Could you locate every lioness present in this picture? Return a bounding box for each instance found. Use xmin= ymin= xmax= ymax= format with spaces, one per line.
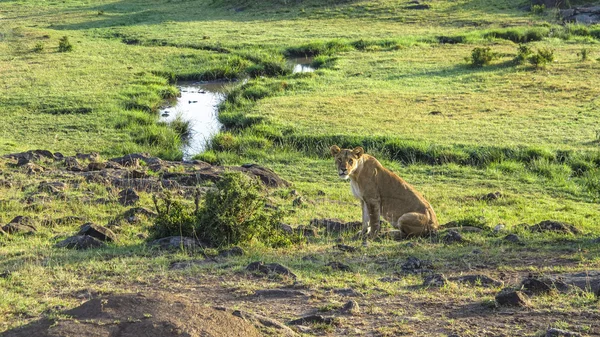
xmin=330 ymin=145 xmax=438 ymax=240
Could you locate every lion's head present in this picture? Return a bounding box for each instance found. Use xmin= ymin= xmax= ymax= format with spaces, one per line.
xmin=330 ymin=145 xmax=364 ymax=180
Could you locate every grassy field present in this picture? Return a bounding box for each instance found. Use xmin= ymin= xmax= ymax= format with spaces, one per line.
xmin=1 ymin=0 xmax=600 ymax=336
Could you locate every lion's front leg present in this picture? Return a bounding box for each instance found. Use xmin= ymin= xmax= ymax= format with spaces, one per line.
xmin=366 ymin=201 xmax=381 ymax=239
xmin=360 ymin=200 xmax=370 ymax=236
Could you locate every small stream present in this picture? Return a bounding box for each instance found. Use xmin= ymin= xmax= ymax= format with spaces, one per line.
xmin=160 ymin=57 xmax=314 ymax=159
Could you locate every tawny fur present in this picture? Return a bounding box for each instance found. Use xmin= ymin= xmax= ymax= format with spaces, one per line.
xmin=330 ymin=145 xmax=438 ymax=240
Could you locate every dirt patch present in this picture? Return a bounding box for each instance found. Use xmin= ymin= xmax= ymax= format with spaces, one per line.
xmin=2 ymin=293 xmax=261 ymax=337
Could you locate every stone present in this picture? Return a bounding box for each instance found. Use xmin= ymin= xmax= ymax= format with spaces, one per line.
xmin=295 ymin=225 xmax=319 ymax=237
xmin=87 ymin=162 xmax=106 ymax=171
xmin=327 ymin=261 xmax=352 ymax=272
xmin=450 ymin=275 xmax=502 ymax=287
xmin=55 ymin=235 xmax=106 ymax=250
xmin=292 ymin=196 xmax=304 ymax=206
xmin=423 ymin=274 xmax=447 ymax=287
xmin=495 ymin=288 xmax=530 ymax=307
xmin=341 ymin=300 xmax=360 ymax=315
xmin=64 ymin=157 xmax=83 ymax=171
xmin=529 ymin=220 xmax=580 ymax=235
xmin=556 ymin=271 xmax=600 ymax=296
xmin=24 ymin=163 xmax=44 ymax=174
xmin=443 ymin=229 xmax=464 ymax=244
xmin=218 ymin=246 xmax=245 ymax=257
xmin=245 ymin=261 xmax=297 ymax=279
xmin=335 ymin=244 xmax=358 ymax=253
xmin=480 ymin=191 xmax=502 ymax=201
xmin=38 ymin=181 xmax=67 ymax=194
xmin=288 ymin=315 xmax=335 ymax=326
xmin=118 ymin=188 xmax=139 ymax=206
xmin=545 ymin=328 xmax=582 ymax=337
xmin=240 ymin=163 xmax=290 ymax=188
xmin=280 ymin=223 xmax=293 ymax=235
xmin=149 ymin=236 xmax=206 ymax=251
xmin=0 ymin=180 xmax=14 ymax=188
xmin=493 ymin=224 xmax=505 ymax=233
xmin=504 ymin=233 xmax=521 ymax=242
xmin=77 ymin=223 xmax=117 ymax=242
xmin=76 ymin=152 xmax=101 ymax=162
xmin=401 ymin=256 xmax=433 ymax=274
xmin=253 ymin=289 xmax=309 ymax=298
xmin=2 ymin=216 xmax=36 ymax=234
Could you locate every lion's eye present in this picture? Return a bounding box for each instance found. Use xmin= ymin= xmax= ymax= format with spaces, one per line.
xmin=348 ymin=159 xmax=353 ymax=164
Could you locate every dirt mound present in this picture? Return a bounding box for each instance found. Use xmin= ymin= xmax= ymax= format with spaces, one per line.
xmin=2 ymin=293 xmax=261 ymax=337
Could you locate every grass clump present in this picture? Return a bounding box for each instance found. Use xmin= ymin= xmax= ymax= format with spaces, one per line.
xmin=32 ymin=42 xmax=44 ymax=53
xmin=57 ymin=36 xmax=73 ymax=52
xmin=466 ymin=47 xmax=496 ymax=67
xmin=484 ymin=28 xmax=548 ymax=43
xmin=577 ymin=48 xmax=589 ymax=62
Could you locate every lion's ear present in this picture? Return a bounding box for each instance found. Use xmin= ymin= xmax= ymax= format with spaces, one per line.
xmin=330 ymin=145 xmax=341 ymax=156
xmin=352 ymin=146 xmax=364 ymax=158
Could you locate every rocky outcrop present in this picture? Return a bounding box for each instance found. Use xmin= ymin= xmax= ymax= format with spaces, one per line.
xmin=561 ymin=6 xmax=600 ymax=24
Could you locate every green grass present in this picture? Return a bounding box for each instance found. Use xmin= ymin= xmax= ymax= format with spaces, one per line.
xmin=2 ymin=0 xmax=600 ymax=335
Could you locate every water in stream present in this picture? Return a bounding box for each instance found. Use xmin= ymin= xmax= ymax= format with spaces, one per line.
xmin=160 ymin=58 xmax=315 ymax=159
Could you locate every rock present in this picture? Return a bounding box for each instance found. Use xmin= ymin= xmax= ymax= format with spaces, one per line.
xmin=38 ymin=181 xmax=67 ymax=194
xmin=327 ymin=261 xmax=352 ymax=272
xmin=240 ymin=164 xmax=290 ymax=188
xmin=253 ymin=289 xmax=309 ymax=298
xmin=2 ymin=293 xmax=262 ymax=337
xmin=504 ymin=233 xmax=521 ymax=243
xmin=129 ymin=169 xmax=147 ymax=179
xmin=2 ymin=223 xmax=37 ymax=234
xmin=292 ymin=196 xmax=304 ymax=206
xmin=423 ymin=274 xmax=447 ymax=287
xmin=429 ymin=111 xmax=442 ymax=115
xmin=218 ymin=246 xmax=245 ymax=257
xmin=480 ymin=191 xmax=502 ymax=201
xmin=24 ymin=163 xmax=44 ymax=174
xmin=341 ymin=300 xmax=360 ymax=315
xmin=310 ymin=218 xmax=362 ymax=234
xmin=118 ymin=188 xmax=139 ymax=206
xmin=2 ymin=216 xmax=36 ymax=234
xmin=443 ymin=229 xmax=464 ymax=244
xmin=55 ymin=235 xmax=106 ymax=250
xmin=77 ymin=223 xmax=117 ymax=242
xmin=0 ymin=270 xmax=11 ymax=278
xmin=493 ymin=224 xmax=505 ymax=233
xmin=529 ymin=220 xmax=580 ymax=235
xmin=450 ymin=275 xmax=502 ymax=287
xmin=495 ymin=288 xmax=530 ymax=307
xmin=0 ymin=180 xmax=14 ymax=188
xmin=295 ymin=225 xmax=319 ymax=237
xmin=148 ymin=236 xmax=207 ymax=251
xmin=280 ymin=223 xmax=293 ymax=235
xmin=245 ymin=261 xmax=297 ymax=279
xmin=335 ymin=244 xmax=358 ymax=253
xmin=545 ymin=328 xmax=582 ymax=337
xmin=109 ymin=153 xmax=147 ymax=167
xmin=332 ymin=288 xmax=363 ymax=297
xmin=556 ymin=271 xmax=600 ymax=296
xmin=64 ymin=157 xmax=83 ymax=171
xmin=288 ymin=315 xmax=336 ymax=326
xmin=401 ymin=256 xmax=433 ymax=274
xmin=87 ymin=162 xmax=106 ymax=171
xmin=76 ymin=152 xmax=101 ymax=162
xmin=15 ymin=157 xmax=30 ymax=167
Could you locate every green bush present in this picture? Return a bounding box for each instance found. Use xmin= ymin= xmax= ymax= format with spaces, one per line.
xmin=467 ymin=47 xmax=496 ymax=67
xmin=32 ymin=42 xmax=44 ymax=53
xmin=196 ymin=171 xmax=291 ymax=247
xmin=58 ymin=36 xmax=73 ymax=52
xmin=149 ymin=193 xmax=198 ymax=240
xmin=514 ymin=44 xmax=533 ymax=64
xmin=577 ymin=48 xmax=589 ymax=61
xmin=529 ymin=48 xmax=554 ymax=68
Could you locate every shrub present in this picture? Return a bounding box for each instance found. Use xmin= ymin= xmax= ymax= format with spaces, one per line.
xmin=514 ymin=44 xmax=533 ymax=64
xmin=32 ymin=42 xmax=44 ymax=53
xmin=577 ymin=48 xmax=589 ymax=61
xmin=149 ymin=193 xmax=198 ymax=240
xmin=467 ymin=47 xmax=496 ymax=67
xmin=196 ymin=171 xmax=291 ymax=247
xmin=531 ymin=4 xmax=545 ymax=15
xmin=58 ymin=36 xmax=73 ymax=52
xmin=529 ymin=48 xmax=554 ymax=68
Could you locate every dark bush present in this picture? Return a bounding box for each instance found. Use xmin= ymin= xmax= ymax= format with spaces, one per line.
xmin=58 ymin=36 xmax=73 ymax=52
xmin=529 ymin=48 xmax=554 ymax=68
xmin=467 ymin=47 xmax=496 ymax=67
xmin=149 ymin=193 xmax=198 ymax=240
